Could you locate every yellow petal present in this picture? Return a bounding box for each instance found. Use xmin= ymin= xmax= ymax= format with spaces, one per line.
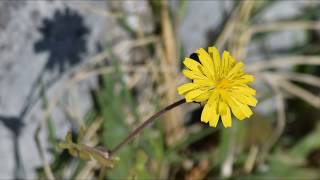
xmin=183 ymin=58 xmax=203 ymax=73
xmin=185 ymin=89 xmax=205 ymax=102
xmin=193 ymin=91 xmax=211 ymax=102
xmin=224 ymin=95 xmax=246 ymax=120
xmin=233 ymin=94 xmax=257 ymax=107
xmin=183 ymin=69 xmax=206 ymax=80
xmin=208 ymin=47 xmax=220 ymax=67
xmin=237 ymin=75 xmax=254 ymax=84
xmin=227 ymin=62 xmax=243 ymax=79
xmin=220 ymin=102 xmax=232 ymax=127
xmin=209 ymin=110 xmax=219 ymax=127
xmin=221 ymin=91 xmax=246 ymax=120
xmin=231 ymin=106 xmax=246 ymax=120
xmin=201 ymin=104 xmax=211 ymax=123
xmin=240 ymin=104 xmax=253 ymax=118
xmin=208 ymin=47 xmax=221 ymax=79
xmin=231 ymin=97 xmax=253 ymax=118
xmin=207 ymin=91 xmax=219 ymax=106
xmin=221 ymin=51 xmax=235 ymax=76
xmin=209 ymin=115 xmax=220 ymax=127
xmin=201 ymin=104 xmax=219 ymax=127
xmin=233 ymin=85 xmax=256 ymax=96
xmin=196 ymin=48 xmax=215 ymax=78
xmin=193 ymin=79 xmax=215 ymax=87
xmin=218 ymin=100 xmax=227 ymax=115
xmin=177 ymin=83 xmax=200 ymax=95
xmin=203 ymin=92 xmax=220 ymax=125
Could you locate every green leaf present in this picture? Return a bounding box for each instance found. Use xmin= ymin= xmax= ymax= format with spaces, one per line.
xmin=133 ymin=150 xmax=151 ymax=179
xmin=90 ymin=151 xmax=115 ymax=168
xmin=289 ymin=123 xmax=320 ymax=159
xmin=58 ymin=142 xmax=70 ymax=149
xmin=77 ymin=126 xmax=85 ymax=144
xmin=66 ymin=131 xmax=73 ymax=144
xmin=68 ymin=148 xmax=78 ymax=157
xmin=79 ymin=151 xmax=91 ymax=160
xmin=59 ymin=129 xmax=116 ymax=168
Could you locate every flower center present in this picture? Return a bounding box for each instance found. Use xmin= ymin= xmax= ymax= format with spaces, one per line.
xmin=216 ymin=79 xmax=230 ymax=90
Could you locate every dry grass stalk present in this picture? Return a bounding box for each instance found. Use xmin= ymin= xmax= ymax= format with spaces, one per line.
xmin=34 ymin=120 xmax=55 ymax=180
xmin=280 ymin=80 xmax=320 ymax=108
xmin=244 ymin=145 xmax=259 ymax=173
xmin=215 ymin=3 xmax=241 ymax=49
xmin=250 ymin=20 xmax=320 ymax=34
xmin=246 ymin=56 xmax=320 ymax=72
xmin=258 ymin=73 xmax=286 ymax=165
xmin=75 ymin=120 xmax=103 ymax=179
xmin=276 ymin=72 xmax=320 ymax=88
xmin=160 ymin=0 xmax=185 ymax=146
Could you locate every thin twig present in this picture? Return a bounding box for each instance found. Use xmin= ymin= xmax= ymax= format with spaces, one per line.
xmin=160 ymin=0 xmax=185 ymax=146
xmin=244 ymin=145 xmax=259 ymax=173
xmin=280 ymin=80 xmax=320 ymax=108
xmin=246 ymin=56 xmax=320 ymax=72
xmin=277 ymin=72 xmax=320 ymax=88
xmin=215 ymin=2 xmax=241 ymax=49
xmin=110 ymin=98 xmax=186 ymax=156
xmin=259 ymin=73 xmax=286 ymax=165
xmin=250 ymin=20 xmax=320 ymax=34
xmin=34 ymin=125 xmax=55 ymax=180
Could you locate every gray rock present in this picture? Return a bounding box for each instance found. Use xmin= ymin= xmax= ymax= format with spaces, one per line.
xmin=0 ymin=1 xmax=110 ymax=178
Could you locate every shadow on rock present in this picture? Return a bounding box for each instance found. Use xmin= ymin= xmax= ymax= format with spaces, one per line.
xmin=34 ymin=7 xmax=90 ymax=72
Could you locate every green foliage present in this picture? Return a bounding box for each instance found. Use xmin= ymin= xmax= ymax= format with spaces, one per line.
xmin=58 ymin=128 xmax=116 ymax=168
xmin=94 ymin=67 xmax=133 ymax=178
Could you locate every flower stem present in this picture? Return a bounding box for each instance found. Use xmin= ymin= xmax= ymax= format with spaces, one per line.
xmin=110 ymin=98 xmax=186 ymax=156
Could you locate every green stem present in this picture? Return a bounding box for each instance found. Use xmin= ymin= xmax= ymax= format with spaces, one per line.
xmin=110 ymin=98 xmax=186 ymax=156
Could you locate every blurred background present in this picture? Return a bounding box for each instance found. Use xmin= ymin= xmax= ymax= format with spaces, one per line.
xmin=1 ymin=0 xmax=320 ymax=179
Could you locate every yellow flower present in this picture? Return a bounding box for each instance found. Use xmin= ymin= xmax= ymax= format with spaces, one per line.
xmin=177 ymin=47 xmax=257 ymax=128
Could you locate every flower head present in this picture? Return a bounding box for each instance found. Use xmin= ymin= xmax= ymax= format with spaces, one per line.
xmin=177 ymin=47 xmax=257 ymax=128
